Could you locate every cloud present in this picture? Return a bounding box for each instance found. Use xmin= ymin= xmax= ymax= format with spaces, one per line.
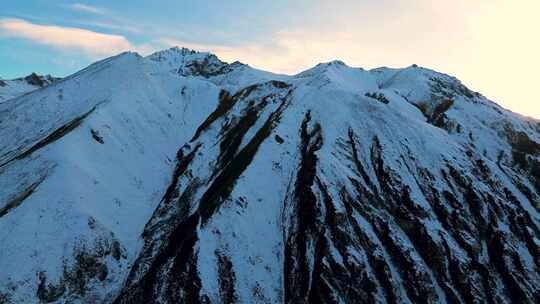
xmin=0 ymin=18 xmax=133 ymax=57
xmin=78 ymin=20 xmax=143 ymax=34
xmin=69 ymin=3 xmax=108 ymax=15
xmin=66 ymin=3 xmax=144 ymax=34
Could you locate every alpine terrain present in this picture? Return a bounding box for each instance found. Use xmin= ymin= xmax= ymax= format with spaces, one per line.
xmin=0 ymin=47 xmax=539 ymax=304
xmin=0 ymin=73 xmax=59 ymax=103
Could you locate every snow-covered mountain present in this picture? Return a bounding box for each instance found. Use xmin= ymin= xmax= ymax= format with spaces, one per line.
xmin=0 ymin=73 xmax=59 ymax=102
xmin=0 ymin=47 xmax=539 ymax=304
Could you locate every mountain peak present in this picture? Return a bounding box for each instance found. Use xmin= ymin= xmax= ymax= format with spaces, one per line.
xmin=147 ymin=46 xmax=212 ymax=62
xmin=146 ymin=46 xmax=225 ymax=75
xmin=320 ymin=59 xmax=348 ymax=66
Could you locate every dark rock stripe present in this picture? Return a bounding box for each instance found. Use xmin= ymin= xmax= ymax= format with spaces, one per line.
xmin=198 ymin=91 xmax=291 ymax=224
xmin=284 ymin=110 xmax=324 ymax=303
xmin=0 ymin=106 xmax=97 ymax=169
xmin=0 ymin=175 xmax=46 ymax=218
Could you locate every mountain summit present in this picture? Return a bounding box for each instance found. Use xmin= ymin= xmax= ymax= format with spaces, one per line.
xmin=0 ymin=47 xmax=539 ymax=303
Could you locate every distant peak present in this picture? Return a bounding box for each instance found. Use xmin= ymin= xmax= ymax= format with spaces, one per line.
xmin=147 ymin=46 xmax=212 ymax=61
xmin=322 ymin=60 xmax=347 ymax=66
xmin=296 ymin=59 xmax=358 ymax=79
xmin=12 ymin=72 xmax=60 ymax=87
xmin=311 ymin=60 xmax=350 ymax=69
xmin=164 ymin=46 xmax=200 ymax=55
xmin=230 ymin=60 xmax=247 ymax=67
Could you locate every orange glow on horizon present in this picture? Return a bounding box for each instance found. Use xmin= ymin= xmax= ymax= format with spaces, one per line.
xmin=190 ymin=0 xmax=540 ymax=119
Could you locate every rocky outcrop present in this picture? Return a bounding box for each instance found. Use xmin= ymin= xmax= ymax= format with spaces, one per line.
xmin=0 ymin=73 xmax=60 ymax=102
xmin=22 ymin=73 xmax=58 ymax=88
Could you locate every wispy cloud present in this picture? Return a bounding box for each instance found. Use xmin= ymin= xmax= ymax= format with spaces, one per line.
xmin=78 ymin=20 xmax=143 ymax=34
xmin=64 ymin=3 xmax=144 ymax=35
xmin=69 ymin=3 xmax=108 ymax=15
xmin=0 ymin=18 xmax=132 ymax=57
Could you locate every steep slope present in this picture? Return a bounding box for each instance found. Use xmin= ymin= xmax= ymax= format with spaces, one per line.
xmin=1 ymin=48 xmax=539 ymax=303
xmin=0 ymin=50 xmax=222 ymax=303
xmin=0 ymin=73 xmax=59 ymax=103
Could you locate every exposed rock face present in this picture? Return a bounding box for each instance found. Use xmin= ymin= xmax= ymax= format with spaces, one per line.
xmin=22 ymin=73 xmax=58 ymax=88
xmin=0 ymin=73 xmax=59 ymax=102
xmin=0 ymin=48 xmax=539 ymax=303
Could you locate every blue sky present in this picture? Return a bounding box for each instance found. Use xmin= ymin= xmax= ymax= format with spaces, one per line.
xmin=1 ymin=1 xmax=539 ymax=118
xmin=1 ymin=0 xmax=332 ymax=78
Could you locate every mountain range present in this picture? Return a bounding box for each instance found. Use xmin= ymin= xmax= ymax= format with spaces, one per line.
xmin=0 ymin=47 xmax=539 ymax=303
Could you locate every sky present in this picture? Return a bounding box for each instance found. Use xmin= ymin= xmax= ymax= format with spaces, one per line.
xmin=0 ymin=1 xmax=538 ymax=119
